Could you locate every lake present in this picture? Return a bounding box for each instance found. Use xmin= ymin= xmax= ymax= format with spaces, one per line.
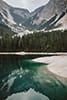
xmin=0 ymin=54 xmax=67 ymax=100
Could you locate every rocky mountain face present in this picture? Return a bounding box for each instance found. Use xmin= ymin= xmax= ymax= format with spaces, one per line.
xmin=0 ymin=0 xmax=30 ymax=34
xmin=0 ymin=0 xmax=67 ymax=34
xmin=28 ymin=0 xmax=67 ymax=30
xmin=0 ymin=0 xmax=30 ymax=24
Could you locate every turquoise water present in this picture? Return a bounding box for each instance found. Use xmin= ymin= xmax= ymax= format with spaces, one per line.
xmin=0 ymin=55 xmax=67 ymax=100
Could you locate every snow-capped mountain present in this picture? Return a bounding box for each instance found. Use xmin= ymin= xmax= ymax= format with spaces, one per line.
xmin=0 ymin=0 xmax=67 ymax=35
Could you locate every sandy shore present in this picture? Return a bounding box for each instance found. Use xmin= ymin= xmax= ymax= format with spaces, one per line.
xmin=33 ymin=56 xmax=67 ymax=78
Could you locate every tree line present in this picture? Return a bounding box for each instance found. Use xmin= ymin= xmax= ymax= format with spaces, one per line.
xmin=0 ymin=30 xmax=67 ymax=52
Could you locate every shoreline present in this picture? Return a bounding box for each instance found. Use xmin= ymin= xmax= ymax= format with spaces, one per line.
xmin=0 ymin=52 xmax=67 ymax=56
xmin=0 ymin=52 xmax=67 ymax=78
xmin=32 ymin=56 xmax=67 ymax=78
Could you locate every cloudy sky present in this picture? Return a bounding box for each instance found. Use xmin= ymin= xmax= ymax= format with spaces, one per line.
xmin=3 ymin=0 xmax=49 ymax=12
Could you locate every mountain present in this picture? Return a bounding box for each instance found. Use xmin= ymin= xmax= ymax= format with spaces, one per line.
xmin=28 ymin=0 xmax=67 ymax=30
xmin=0 ymin=0 xmax=67 ymax=35
xmin=0 ymin=0 xmax=30 ymax=24
xmin=0 ymin=0 xmax=31 ymax=36
xmin=0 ymin=0 xmax=16 ymax=36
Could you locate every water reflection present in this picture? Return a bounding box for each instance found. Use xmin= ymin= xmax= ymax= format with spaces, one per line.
xmin=0 ymin=55 xmax=67 ymax=100
xmin=6 ymin=88 xmax=50 ymax=100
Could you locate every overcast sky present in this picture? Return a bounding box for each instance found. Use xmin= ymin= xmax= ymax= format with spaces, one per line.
xmin=3 ymin=0 xmax=49 ymax=12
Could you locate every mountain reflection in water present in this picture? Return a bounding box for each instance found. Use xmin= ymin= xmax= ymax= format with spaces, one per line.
xmin=0 ymin=55 xmax=67 ymax=100
xmin=6 ymin=88 xmax=49 ymax=100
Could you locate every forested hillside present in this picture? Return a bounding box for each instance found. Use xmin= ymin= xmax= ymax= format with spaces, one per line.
xmin=0 ymin=30 xmax=67 ymax=52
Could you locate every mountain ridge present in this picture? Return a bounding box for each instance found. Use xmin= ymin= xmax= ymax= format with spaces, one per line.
xmin=0 ymin=0 xmax=67 ymax=35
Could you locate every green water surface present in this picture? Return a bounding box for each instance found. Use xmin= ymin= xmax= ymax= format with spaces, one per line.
xmin=0 ymin=55 xmax=67 ymax=100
